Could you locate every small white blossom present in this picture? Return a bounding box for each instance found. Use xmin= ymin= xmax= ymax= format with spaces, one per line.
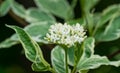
xmin=44 ymin=23 xmax=87 ymax=47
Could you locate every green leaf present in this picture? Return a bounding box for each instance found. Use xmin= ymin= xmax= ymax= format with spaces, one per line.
xmin=96 ymin=4 xmax=120 ymax=29
xmin=24 ymin=22 xmax=53 ymax=43
xmin=0 ymin=38 xmax=18 ymax=48
xmin=109 ymin=61 xmax=120 ymax=67
xmin=0 ymin=22 xmax=52 ymax=48
xmin=11 ymin=21 xmax=53 ymax=43
xmin=68 ymin=47 xmax=75 ymax=66
xmin=7 ymin=25 xmax=50 ymax=71
xmin=0 ymin=0 xmax=10 ymax=17
xmin=76 ymin=37 xmax=110 ymax=71
xmin=95 ymin=16 xmax=120 ymax=41
xmin=25 ymin=8 xmax=56 ymax=23
xmin=77 ymin=55 xmax=109 ymax=71
xmin=82 ymin=37 xmax=95 ymax=58
xmin=51 ymin=46 xmax=70 ymax=73
xmin=67 ymin=18 xmax=86 ymax=26
xmin=80 ymin=0 xmax=99 ymax=12
xmin=10 ymin=1 xmax=26 ymax=18
xmin=93 ymin=5 xmax=120 ymax=35
xmin=88 ymin=65 xmax=111 ymax=73
xmin=34 ymin=0 xmax=73 ymax=20
xmin=76 ymin=37 xmax=120 ymax=72
xmin=31 ymin=43 xmax=51 ymax=71
xmin=80 ymin=0 xmax=99 ymax=36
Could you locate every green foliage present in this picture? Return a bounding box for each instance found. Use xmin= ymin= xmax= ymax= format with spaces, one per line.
xmin=51 ymin=46 xmax=70 ymax=73
xmin=0 ymin=0 xmax=10 ymax=16
xmin=0 ymin=0 xmax=120 ymax=73
xmin=35 ymin=0 xmax=74 ymax=20
xmin=0 ymin=22 xmax=53 ymax=48
xmin=7 ymin=25 xmax=51 ymax=71
xmin=10 ymin=1 xmax=26 ymax=18
xmin=25 ymin=8 xmax=56 ymax=23
xmin=95 ymin=16 xmax=120 ymax=41
xmin=94 ymin=5 xmax=120 ymax=41
xmin=80 ymin=0 xmax=99 ymax=12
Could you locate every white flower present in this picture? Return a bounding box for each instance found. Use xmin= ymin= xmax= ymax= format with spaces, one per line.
xmin=44 ymin=23 xmax=87 ymax=47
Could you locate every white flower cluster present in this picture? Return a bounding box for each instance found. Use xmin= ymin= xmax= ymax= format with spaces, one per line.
xmin=45 ymin=23 xmax=87 ymax=47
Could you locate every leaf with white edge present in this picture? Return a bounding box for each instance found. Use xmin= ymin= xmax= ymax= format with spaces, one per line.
xmin=0 ymin=38 xmax=18 ymax=48
xmin=95 ymin=16 xmax=120 ymax=42
xmin=76 ymin=37 xmax=110 ymax=71
xmin=109 ymin=61 xmax=120 ymax=67
xmin=93 ymin=5 xmax=120 ymax=35
xmin=82 ymin=37 xmax=95 ymax=59
xmin=51 ymin=46 xmax=70 ymax=73
xmin=0 ymin=0 xmax=10 ymax=17
xmin=7 ymin=25 xmax=51 ymax=71
xmin=34 ymin=0 xmax=73 ymax=20
xmin=24 ymin=22 xmax=53 ymax=43
xmin=0 ymin=22 xmax=53 ymax=48
xmin=95 ymin=4 xmax=120 ymax=29
xmin=11 ymin=1 xmax=26 ymax=18
xmin=77 ymin=55 xmax=109 ymax=71
xmin=31 ymin=43 xmax=51 ymax=71
xmin=76 ymin=37 xmax=120 ymax=72
xmin=25 ymin=8 xmax=56 ymax=23
xmin=11 ymin=21 xmax=53 ymax=43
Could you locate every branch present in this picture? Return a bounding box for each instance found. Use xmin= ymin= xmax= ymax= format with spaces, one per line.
xmin=107 ymin=49 xmax=120 ymax=59
xmin=9 ymin=10 xmax=28 ymax=27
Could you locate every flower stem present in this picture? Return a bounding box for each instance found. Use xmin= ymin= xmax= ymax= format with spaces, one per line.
xmin=65 ymin=48 xmax=68 ymax=73
xmin=49 ymin=68 xmax=56 ymax=73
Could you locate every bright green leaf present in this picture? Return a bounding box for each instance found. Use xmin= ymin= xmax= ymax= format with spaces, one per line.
xmin=25 ymin=8 xmax=56 ymax=23
xmin=0 ymin=0 xmax=10 ymax=17
xmin=34 ymin=0 xmax=73 ymax=20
